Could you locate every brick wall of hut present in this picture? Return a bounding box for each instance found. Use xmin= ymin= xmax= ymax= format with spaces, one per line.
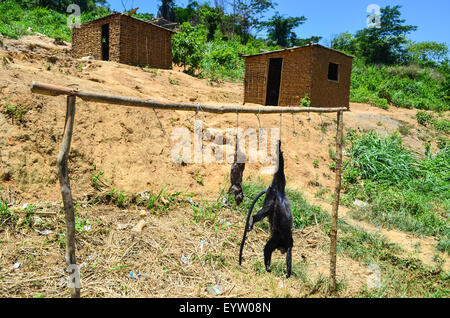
xmin=310 ymin=46 xmax=353 ymax=108
xmin=118 ymin=15 xmax=173 ymax=69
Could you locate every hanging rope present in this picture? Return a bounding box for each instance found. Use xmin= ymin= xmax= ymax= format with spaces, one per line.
xmin=197 ymin=102 xmax=207 ymax=123
xmin=150 ymin=100 xmax=166 ymax=136
xmin=255 ymin=106 xmax=262 ymax=131
xmin=185 ymin=102 xmax=204 ymax=125
xmin=319 ymin=113 xmax=325 ymax=144
xmin=279 ymin=113 xmax=283 ymax=141
xmin=152 ymin=109 xmax=166 ymax=136
xmin=291 ymin=110 xmax=298 ymax=137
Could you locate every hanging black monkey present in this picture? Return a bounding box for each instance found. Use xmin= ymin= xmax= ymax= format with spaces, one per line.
xmin=239 ymin=140 xmax=294 ymax=278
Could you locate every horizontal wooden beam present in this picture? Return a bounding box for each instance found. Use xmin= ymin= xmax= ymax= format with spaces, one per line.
xmin=30 ymin=81 xmax=350 ymax=114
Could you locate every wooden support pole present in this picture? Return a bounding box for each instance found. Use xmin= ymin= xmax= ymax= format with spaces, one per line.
xmin=30 ymin=82 xmax=349 ymax=115
xmin=57 ymin=96 xmax=80 ymax=298
xmin=330 ymin=110 xmax=344 ymax=293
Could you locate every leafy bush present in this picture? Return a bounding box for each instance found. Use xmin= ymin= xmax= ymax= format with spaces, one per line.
xmin=0 ymin=200 xmax=10 ymax=220
xmin=172 ymin=24 xmax=279 ymax=81
xmin=172 ymin=22 xmax=207 ymax=74
xmin=198 ymin=31 xmax=279 ymax=81
xmin=416 ymin=111 xmax=434 ymax=126
xmin=415 ymin=111 xmax=450 ymax=133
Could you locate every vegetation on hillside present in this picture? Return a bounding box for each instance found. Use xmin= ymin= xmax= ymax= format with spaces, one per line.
xmin=341 ymin=130 xmax=449 ymax=253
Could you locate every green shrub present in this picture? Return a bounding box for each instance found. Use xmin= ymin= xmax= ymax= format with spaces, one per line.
xmin=416 ymin=111 xmax=433 ymax=126
xmin=433 ymin=119 xmax=450 ymax=134
xmin=172 ymin=22 xmax=207 ymax=73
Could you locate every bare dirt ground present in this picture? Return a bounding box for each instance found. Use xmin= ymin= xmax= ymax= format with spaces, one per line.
xmin=0 ymin=36 xmax=448 ymax=297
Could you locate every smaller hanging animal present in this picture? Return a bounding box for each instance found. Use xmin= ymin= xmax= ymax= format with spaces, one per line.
xmin=228 ymin=146 xmax=245 ymax=206
xmin=239 ymin=140 xmax=293 ymax=278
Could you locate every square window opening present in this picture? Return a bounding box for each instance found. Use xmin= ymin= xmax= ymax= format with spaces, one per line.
xmin=328 ymin=62 xmax=339 ymax=81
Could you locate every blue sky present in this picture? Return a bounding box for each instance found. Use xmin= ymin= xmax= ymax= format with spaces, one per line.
xmin=106 ymin=0 xmax=450 ymax=46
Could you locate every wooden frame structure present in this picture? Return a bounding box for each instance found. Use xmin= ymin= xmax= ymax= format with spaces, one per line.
xmin=30 ymin=81 xmax=347 ymax=297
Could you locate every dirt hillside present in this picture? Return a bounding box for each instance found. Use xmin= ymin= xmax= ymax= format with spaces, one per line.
xmin=0 ymin=36 xmax=448 ymax=297
xmin=0 ymin=36 xmax=432 ymax=203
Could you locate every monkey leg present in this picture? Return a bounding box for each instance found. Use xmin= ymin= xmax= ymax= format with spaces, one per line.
xmin=264 ymin=238 xmax=277 ymax=273
xmin=286 ymin=247 xmax=292 ymax=278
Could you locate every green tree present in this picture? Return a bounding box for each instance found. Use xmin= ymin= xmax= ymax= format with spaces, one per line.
xmin=260 ymin=12 xmax=306 ymax=47
xmin=293 ymin=36 xmax=322 ymax=47
xmin=407 ymin=41 xmax=449 ymax=66
xmin=354 ymin=5 xmax=417 ymax=64
xmin=158 ymin=0 xmax=176 ymax=22
xmin=331 ymin=32 xmax=357 ymax=54
xmin=198 ymin=4 xmax=224 ymax=41
xmin=172 ymin=22 xmax=207 ymax=73
xmin=233 ymin=0 xmax=275 ymax=43
xmin=174 ymin=0 xmax=199 ymax=24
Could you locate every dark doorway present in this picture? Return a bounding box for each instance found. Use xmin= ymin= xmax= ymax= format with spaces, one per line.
xmin=266 ymin=58 xmax=283 ymax=106
xmin=101 ymin=24 xmax=110 ymax=61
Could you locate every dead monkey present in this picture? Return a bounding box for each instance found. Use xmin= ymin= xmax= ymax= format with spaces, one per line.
xmin=228 ymin=140 xmax=246 ymax=206
xmin=239 ymin=140 xmax=294 ymax=278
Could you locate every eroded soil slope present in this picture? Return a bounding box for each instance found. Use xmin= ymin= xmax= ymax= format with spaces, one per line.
xmin=0 ymin=36 xmax=448 ymax=285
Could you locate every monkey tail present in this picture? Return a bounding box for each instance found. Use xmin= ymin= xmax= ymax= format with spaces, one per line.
xmin=239 ymin=189 xmax=267 ymax=265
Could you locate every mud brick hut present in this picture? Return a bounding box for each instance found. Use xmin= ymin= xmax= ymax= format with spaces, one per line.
xmin=242 ymin=43 xmax=353 ymax=108
xmin=72 ymin=13 xmax=174 ymax=69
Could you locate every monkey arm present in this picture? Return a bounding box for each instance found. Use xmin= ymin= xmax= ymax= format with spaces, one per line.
xmin=248 ymin=205 xmax=271 ymax=231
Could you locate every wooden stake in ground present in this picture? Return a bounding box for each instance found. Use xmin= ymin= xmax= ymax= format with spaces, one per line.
xmin=330 ymin=110 xmax=344 ymax=293
xmin=57 ymin=95 xmax=80 ymax=298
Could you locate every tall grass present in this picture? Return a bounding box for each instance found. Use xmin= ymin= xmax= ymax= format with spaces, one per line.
xmin=343 ymin=131 xmax=449 ymax=251
xmin=345 ymin=131 xmax=418 ymax=184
